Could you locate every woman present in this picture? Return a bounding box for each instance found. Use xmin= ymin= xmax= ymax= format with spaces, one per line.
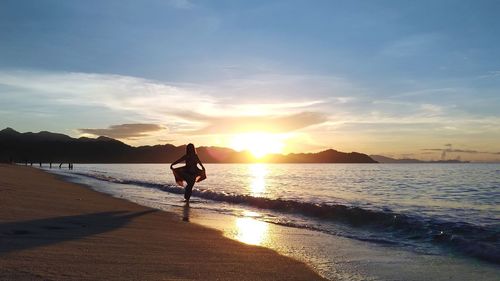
xmin=170 ymin=143 xmax=206 ymax=202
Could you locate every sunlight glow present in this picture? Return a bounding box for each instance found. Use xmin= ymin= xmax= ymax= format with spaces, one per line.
xmin=235 ymin=217 xmax=269 ymax=245
xmin=230 ymin=132 xmax=285 ymax=158
xmin=249 ymin=163 xmax=267 ymax=196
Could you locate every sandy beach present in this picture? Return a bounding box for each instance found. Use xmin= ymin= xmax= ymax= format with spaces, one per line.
xmin=0 ymin=164 xmax=325 ymax=281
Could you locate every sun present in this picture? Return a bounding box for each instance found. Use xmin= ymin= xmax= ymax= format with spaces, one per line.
xmin=230 ymin=132 xmax=285 ymax=159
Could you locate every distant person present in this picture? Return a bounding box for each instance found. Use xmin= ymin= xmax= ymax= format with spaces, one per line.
xmin=170 ymin=143 xmax=206 ymax=202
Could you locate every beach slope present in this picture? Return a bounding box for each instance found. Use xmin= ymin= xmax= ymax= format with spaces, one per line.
xmin=0 ymin=164 xmax=325 ymax=281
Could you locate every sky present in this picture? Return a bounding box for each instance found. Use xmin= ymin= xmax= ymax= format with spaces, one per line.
xmin=1 ymin=0 xmax=500 ymax=161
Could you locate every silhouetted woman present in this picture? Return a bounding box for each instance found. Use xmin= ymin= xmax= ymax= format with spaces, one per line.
xmin=170 ymin=143 xmax=206 ymax=202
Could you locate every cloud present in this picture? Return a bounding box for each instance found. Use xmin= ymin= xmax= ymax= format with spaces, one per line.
xmin=2 ymin=70 xmax=500 ymax=157
xmin=0 ymin=70 xmax=334 ymax=136
xmin=381 ymin=33 xmax=443 ymax=57
xmin=422 ymin=148 xmax=480 ymax=153
xmin=158 ymin=139 xmax=175 ymax=142
xmin=420 ymin=144 xmax=496 ymax=160
xmin=419 ymin=104 xmax=443 ymax=115
xmin=477 ymin=70 xmax=500 ymax=80
xmin=177 ymin=111 xmax=328 ymax=134
xmin=421 ymin=147 xmax=500 ymax=155
xmin=167 ymin=0 xmax=194 ymax=9
xmin=0 ymin=70 xmax=329 ymax=122
xmin=79 ymin=123 xmax=165 ymax=139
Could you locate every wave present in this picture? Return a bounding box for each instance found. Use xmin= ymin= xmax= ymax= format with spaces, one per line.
xmin=72 ymin=171 xmax=500 ymax=264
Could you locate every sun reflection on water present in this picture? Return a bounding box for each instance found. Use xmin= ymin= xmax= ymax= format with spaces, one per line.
xmin=250 ymin=163 xmax=267 ymax=196
xmin=234 ymin=211 xmax=269 ymax=245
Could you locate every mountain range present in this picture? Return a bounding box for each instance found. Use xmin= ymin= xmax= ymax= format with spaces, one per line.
xmin=370 ymin=154 xmax=469 ymax=164
xmin=0 ymin=128 xmax=377 ymax=164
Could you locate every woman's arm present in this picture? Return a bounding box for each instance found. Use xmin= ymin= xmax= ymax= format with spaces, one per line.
xmin=197 ymin=155 xmax=206 ymax=170
xmin=170 ymin=155 xmax=186 ymax=169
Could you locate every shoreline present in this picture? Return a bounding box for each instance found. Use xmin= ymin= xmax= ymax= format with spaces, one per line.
xmin=0 ymin=164 xmax=326 ymax=280
xmin=45 ymin=163 xmax=500 ymax=281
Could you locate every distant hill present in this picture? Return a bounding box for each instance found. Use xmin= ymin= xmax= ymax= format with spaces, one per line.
xmin=370 ymin=155 xmax=469 ymax=164
xmin=370 ymin=155 xmax=423 ymax=163
xmin=0 ymin=128 xmax=377 ymax=164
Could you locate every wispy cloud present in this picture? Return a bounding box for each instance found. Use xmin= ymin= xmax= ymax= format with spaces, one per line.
xmin=0 ymin=70 xmax=330 ymax=135
xmin=177 ymin=111 xmax=328 ymax=134
xmin=381 ymin=33 xmax=443 ymax=57
xmin=419 ymin=103 xmax=444 ymax=116
xmin=167 ymin=0 xmax=194 ymax=9
xmin=79 ymin=123 xmax=165 ymax=139
xmin=421 ymin=144 xmax=500 ymax=155
xmin=422 ymin=148 xmax=482 ymax=153
xmin=477 ymin=70 xmax=500 ymax=80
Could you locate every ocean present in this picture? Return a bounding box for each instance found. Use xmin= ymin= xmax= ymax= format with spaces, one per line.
xmin=44 ymin=163 xmax=500 ymax=280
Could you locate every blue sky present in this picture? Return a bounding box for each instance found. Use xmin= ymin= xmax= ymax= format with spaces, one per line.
xmin=1 ymin=0 xmax=499 ymax=161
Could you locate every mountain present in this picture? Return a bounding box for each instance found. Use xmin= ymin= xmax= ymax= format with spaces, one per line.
xmin=370 ymin=155 xmax=424 ymax=163
xmin=0 ymin=127 xmax=72 ymax=142
xmin=0 ymin=128 xmax=377 ymax=163
xmin=0 ymin=127 xmax=21 ymax=139
xmin=370 ymin=155 xmax=468 ymax=164
xmin=270 ymin=149 xmax=376 ymax=163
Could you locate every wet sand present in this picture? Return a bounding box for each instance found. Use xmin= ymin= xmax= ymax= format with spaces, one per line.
xmin=0 ymin=164 xmax=325 ymax=281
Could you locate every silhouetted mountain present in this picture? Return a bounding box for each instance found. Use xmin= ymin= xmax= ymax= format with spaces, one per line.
xmin=370 ymin=155 xmax=469 ymax=164
xmin=370 ymin=155 xmax=423 ymax=163
xmin=0 ymin=127 xmax=72 ymax=142
xmin=270 ymin=149 xmax=376 ymax=163
xmin=0 ymin=128 xmax=377 ymax=163
xmin=0 ymin=127 xmax=21 ymax=139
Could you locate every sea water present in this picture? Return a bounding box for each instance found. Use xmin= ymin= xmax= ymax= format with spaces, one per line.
xmin=44 ymin=163 xmax=500 ymax=280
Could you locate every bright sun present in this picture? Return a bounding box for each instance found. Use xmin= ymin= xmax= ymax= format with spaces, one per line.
xmin=230 ymin=132 xmax=285 ymax=158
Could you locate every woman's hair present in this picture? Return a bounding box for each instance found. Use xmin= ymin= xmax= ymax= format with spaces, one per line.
xmin=186 ymin=143 xmax=196 ymax=156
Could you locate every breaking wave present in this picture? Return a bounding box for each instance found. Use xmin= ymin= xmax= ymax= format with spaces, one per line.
xmin=73 ymin=172 xmax=500 ymax=264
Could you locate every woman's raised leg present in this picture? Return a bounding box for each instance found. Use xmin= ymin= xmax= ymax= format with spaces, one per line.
xmin=184 ymin=177 xmax=195 ymax=201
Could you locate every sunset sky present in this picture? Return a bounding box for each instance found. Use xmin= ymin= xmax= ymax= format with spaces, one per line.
xmin=1 ymin=0 xmax=500 ymax=161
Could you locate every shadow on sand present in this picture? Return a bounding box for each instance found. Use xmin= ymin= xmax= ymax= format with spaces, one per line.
xmin=0 ymin=209 xmax=156 ymax=255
